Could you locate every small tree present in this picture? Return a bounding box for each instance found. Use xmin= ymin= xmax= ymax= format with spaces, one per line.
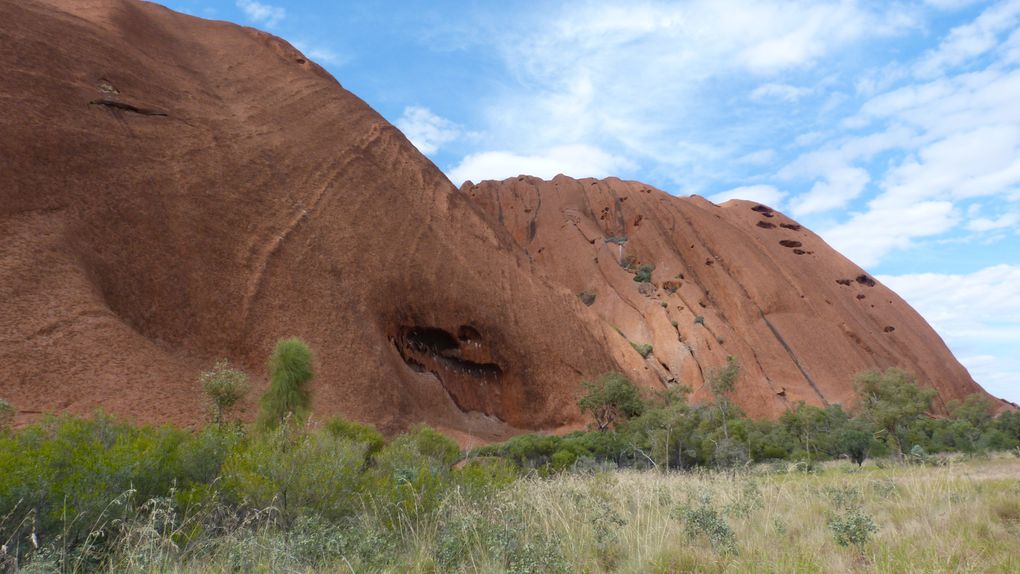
xmin=0 ymin=399 xmax=14 ymax=433
xmin=199 ymin=360 xmax=249 ymax=425
xmin=578 ymin=372 xmax=644 ymax=431
xmin=706 ymin=356 xmax=740 ymax=440
xmin=258 ymin=337 xmax=315 ymax=431
xmin=838 ymin=424 xmax=875 ymax=466
xmin=854 ymin=368 xmax=936 ymax=458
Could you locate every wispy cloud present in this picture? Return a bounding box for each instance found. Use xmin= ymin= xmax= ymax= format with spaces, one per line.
xmin=879 ymin=264 xmax=1020 ymax=400
xmin=235 ymin=0 xmax=285 ymax=28
xmin=396 ymin=106 xmax=462 ymax=156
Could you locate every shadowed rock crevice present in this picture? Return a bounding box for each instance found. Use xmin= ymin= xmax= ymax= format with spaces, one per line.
xmin=393 ymin=325 xmax=505 ymax=416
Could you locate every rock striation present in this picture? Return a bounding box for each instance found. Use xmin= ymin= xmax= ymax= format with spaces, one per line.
xmin=462 ymin=176 xmax=1002 ymax=418
xmin=0 ymin=0 xmax=1005 ymax=438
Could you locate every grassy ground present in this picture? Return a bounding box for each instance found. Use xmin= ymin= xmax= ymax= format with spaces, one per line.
xmin=25 ymin=454 xmax=1020 ymax=573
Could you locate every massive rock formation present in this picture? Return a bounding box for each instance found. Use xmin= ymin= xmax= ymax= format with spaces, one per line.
xmin=462 ymin=176 xmax=1001 ymax=417
xmin=0 ymin=0 xmax=1003 ymax=439
xmin=0 ymin=0 xmax=619 ymax=440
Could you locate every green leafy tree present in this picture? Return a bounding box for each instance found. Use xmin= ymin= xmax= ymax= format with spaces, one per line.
xmin=578 ymin=372 xmax=645 ymax=431
xmin=199 ymin=360 xmax=249 ymax=425
xmin=838 ymin=422 xmax=876 ymax=466
xmin=947 ymin=394 xmax=996 ymax=429
xmin=625 ymin=386 xmax=696 ymax=470
xmin=854 ymin=368 xmax=936 ymax=457
xmin=258 ymin=337 xmax=315 ymax=431
xmin=706 ymin=356 xmax=740 ymax=440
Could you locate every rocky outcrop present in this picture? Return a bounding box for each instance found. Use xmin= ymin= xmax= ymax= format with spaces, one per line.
xmin=0 ymin=0 xmax=1004 ymax=440
xmin=462 ymin=176 xmax=1000 ymax=417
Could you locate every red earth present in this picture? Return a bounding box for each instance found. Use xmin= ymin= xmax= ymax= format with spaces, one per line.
xmin=0 ymin=0 xmax=1007 ymax=441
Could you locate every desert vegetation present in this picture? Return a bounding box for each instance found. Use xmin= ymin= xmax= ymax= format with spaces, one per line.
xmin=1 ymin=344 xmax=1018 ymax=573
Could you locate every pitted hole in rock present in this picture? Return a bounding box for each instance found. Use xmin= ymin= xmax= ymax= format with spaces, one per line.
xmin=751 ymin=204 xmax=774 ymax=215
xmin=856 ymin=274 xmax=876 ymax=287
xmin=884 ymin=326 xmax=896 ymax=333
xmin=780 ymin=223 xmax=802 ymax=231
xmin=458 ymin=325 xmax=481 ymax=342
xmin=857 ymin=294 xmax=866 ymax=300
xmin=779 ymin=240 xmax=803 ymax=248
xmin=836 ymin=279 xmax=852 ymax=286
xmin=295 ymin=58 xmax=306 ymax=64
xmin=757 ymin=221 xmax=777 ymax=229
xmin=404 ymin=326 xmax=458 ymax=354
xmin=793 ymin=249 xmax=807 ymax=255
xmin=705 ymin=258 xmax=714 ymax=266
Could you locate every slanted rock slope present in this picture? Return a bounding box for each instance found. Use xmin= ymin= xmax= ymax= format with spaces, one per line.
xmin=462 ymin=176 xmax=1001 ymax=417
xmin=0 ymin=0 xmax=622 ymax=439
xmin=0 ymin=0 xmax=1003 ymax=438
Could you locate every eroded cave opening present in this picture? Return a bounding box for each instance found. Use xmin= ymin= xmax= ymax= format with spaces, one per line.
xmin=392 ymin=324 xmax=505 ymax=415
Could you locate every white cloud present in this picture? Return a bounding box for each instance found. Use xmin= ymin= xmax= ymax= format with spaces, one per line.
xmin=968 ymin=211 xmax=1020 ymax=231
xmin=737 ymin=149 xmax=777 ymax=165
xmin=447 ymin=0 xmax=917 ymax=191
xmin=448 ymin=145 xmax=635 ymax=185
xmin=791 ymin=167 xmax=870 ymax=215
xmin=878 ymin=264 xmax=1020 ymax=402
xmin=914 ymin=0 xmax=1020 ymax=78
xmin=750 ymin=83 xmax=811 ymax=102
xmin=923 ymin=0 xmax=985 ymax=10
xmin=824 ymin=200 xmax=958 ymax=268
xmin=236 ymin=0 xmax=285 ymax=28
xmin=395 ymin=106 xmax=462 ymax=156
xmin=708 ymin=185 xmax=787 ymax=207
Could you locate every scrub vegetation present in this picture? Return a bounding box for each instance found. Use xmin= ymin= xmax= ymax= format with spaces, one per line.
xmin=1 ymin=342 xmax=1018 ymax=573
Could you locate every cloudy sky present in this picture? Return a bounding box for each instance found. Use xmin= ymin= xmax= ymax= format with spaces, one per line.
xmin=167 ymin=0 xmax=1020 ymax=404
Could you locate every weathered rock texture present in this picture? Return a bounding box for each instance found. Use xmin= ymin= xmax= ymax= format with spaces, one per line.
xmin=462 ymin=176 xmax=1004 ymax=417
xmin=0 ymin=0 xmax=1004 ymax=438
xmin=0 ymin=0 xmax=620 ymax=440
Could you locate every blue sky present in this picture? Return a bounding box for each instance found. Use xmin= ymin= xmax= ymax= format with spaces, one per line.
xmin=165 ymin=0 xmax=1020 ymax=404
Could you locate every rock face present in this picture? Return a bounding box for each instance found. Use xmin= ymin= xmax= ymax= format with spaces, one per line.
xmin=0 ymin=0 xmax=1002 ymax=438
xmin=462 ymin=176 xmax=1000 ymax=417
xmin=0 ymin=0 xmax=619 ymax=439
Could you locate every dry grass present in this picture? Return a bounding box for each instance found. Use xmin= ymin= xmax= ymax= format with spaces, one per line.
xmin=498 ymin=455 xmax=1020 ymax=574
xmin=43 ymin=455 xmax=1020 ymax=573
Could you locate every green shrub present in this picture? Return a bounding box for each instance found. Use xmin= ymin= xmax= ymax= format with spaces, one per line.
xmin=694 ymin=315 xmax=705 ymax=325
xmin=222 ymin=426 xmax=366 ymax=523
xmin=0 ymin=399 xmax=13 ymax=433
xmin=673 ymin=495 xmax=737 ymax=554
xmin=605 ymin=236 xmax=628 ymax=245
xmin=827 ymin=508 xmax=878 ymax=548
xmin=199 ymin=360 xmax=249 ymax=425
xmin=578 ymin=290 xmax=597 ymax=306
xmin=633 ymin=264 xmax=655 ymax=283
xmin=630 ymin=342 xmax=654 ymax=358
xmin=0 ymin=414 xmax=198 ymax=556
xmin=257 ymin=338 xmax=315 ymax=431
xmin=325 ymin=417 xmax=386 ymax=459
xmin=368 ymin=426 xmax=461 ymax=523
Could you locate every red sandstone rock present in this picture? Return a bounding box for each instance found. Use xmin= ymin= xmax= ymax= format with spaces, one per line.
xmin=0 ymin=0 xmax=617 ymax=439
xmin=462 ymin=175 xmax=1004 ymax=417
xmin=0 ymin=0 xmax=1006 ymax=440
